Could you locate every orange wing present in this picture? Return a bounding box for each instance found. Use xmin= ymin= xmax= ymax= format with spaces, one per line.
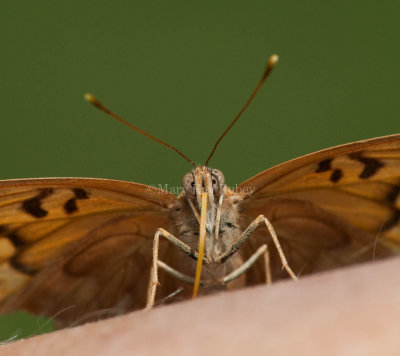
xmin=0 ymin=178 xmax=180 ymax=326
xmin=238 ymin=134 xmax=400 ymax=282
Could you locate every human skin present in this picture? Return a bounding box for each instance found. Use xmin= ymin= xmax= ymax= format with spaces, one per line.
xmin=2 ymin=257 xmax=400 ymax=356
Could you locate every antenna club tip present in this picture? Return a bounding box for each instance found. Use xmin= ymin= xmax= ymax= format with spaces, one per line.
xmin=269 ymin=54 xmax=279 ymax=66
xmin=84 ymin=93 xmax=97 ymax=104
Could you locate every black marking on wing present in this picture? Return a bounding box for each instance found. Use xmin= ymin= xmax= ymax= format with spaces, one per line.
xmin=330 ymin=169 xmax=343 ymax=183
xmin=382 ymin=209 xmax=400 ymax=231
xmin=316 ymin=159 xmax=332 ymax=173
xmin=349 ymin=154 xmax=384 ymax=179
xmin=315 ymin=158 xmax=343 ymax=183
xmin=387 ymin=185 xmax=400 ymax=204
xmin=74 ymin=188 xmax=89 ymax=199
xmin=9 ymin=254 xmax=37 ymax=276
xmin=0 ymin=225 xmax=7 ymax=234
xmin=7 ymin=231 xmax=26 ymax=247
xmin=64 ymin=188 xmax=90 ymax=214
xmin=382 ymin=184 xmax=400 ymax=231
xmin=22 ymin=188 xmax=54 ymax=218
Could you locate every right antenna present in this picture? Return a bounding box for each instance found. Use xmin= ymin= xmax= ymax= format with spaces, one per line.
xmin=205 ymin=54 xmax=279 ymax=166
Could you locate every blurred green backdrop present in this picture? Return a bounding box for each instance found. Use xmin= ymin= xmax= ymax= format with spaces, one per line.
xmin=1 ymin=0 xmax=399 ymax=341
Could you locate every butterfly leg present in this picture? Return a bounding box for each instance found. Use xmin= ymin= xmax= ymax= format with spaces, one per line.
xmin=220 ymin=215 xmax=297 ymax=281
xmin=155 ymin=286 xmax=184 ymax=307
xmin=157 ymin=260 xmax=200 ymax=284
xmin=146 ymin=228 xmax=199 ymax=310
xmin=222 ymin=244 xmax=272 ymax=285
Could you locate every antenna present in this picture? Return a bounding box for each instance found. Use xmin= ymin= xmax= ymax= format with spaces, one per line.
xmin=85 ymin=94 xmax=196 ymax=167
xmin=205 ymin=54 xmax=279 ymax=166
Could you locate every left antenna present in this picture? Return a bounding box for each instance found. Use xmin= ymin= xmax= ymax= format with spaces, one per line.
xmin=85 ymin=94 xmax=196 ymax=167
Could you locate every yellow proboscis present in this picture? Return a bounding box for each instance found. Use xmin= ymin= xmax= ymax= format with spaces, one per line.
xmin=192 ymin=192 xmax=208 ymax=298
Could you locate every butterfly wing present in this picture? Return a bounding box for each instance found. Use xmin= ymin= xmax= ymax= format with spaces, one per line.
xmin=238 ymin=134 xmax=400 ymax=282
xmin=0 ymin=178 xmax=180 ymax=326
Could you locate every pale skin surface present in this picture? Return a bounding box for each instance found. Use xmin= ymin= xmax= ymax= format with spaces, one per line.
xmin=2 ymin=257 xmax=400 ymax=356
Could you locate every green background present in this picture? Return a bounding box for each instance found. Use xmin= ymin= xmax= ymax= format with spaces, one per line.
xmin=1 ymin=0 xmax=399 ymax=341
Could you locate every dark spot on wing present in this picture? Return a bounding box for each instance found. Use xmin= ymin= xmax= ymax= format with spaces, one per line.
xmin=349 ymin=154 xmax=384 ymax=179
xmin=316 ymin=159 xmax=332 ymax=173
xmin=386 ymin=185 xmax=400 ymax=204
xmin=330 ymin=169 xmax=343 ymax=183
xmin=73 ymin=188 xmax=89 ymax=200
xmin=1 ymin=226 xmax=28 ymax=248
xmin=64 ymin=188 xmax=90 ymax=214
xmin=64 ymin=199 xmax=78 ymax=214
xmin=382 ymin=209 xmax=400 ymax=231
xmin=8 ymin=231 xmax=26 ymax=247
xmin=22 ymin=188 xmax=53 ymax=218
xmin=9 ymin=254 xmax=37 ymax=276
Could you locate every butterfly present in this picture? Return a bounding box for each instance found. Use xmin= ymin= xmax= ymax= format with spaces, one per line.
xmin=0 ymin=55 xmax=399 ymax=328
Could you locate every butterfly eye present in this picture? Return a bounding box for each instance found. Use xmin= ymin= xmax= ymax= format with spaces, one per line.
xmin=210 ymin=169 xmax=225 ymax=194
xmin=182 ymin=172 xmax=196 ymax=195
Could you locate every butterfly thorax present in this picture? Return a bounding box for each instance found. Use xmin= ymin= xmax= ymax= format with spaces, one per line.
xmin=171 ymin=167 xmax=245 ymax=285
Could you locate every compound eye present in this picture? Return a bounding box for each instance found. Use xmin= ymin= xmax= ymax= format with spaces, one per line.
xmin=210 ymin=169 xmax=225 ymax=193
xmin=183 ymin=172 xmax=196 ymax=195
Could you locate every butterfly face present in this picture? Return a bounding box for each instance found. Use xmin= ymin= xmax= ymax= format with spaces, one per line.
xmin=182 ymin=166 xmax=225 ymax=208
xmin=176 ymin=166 xmax=243 ymax=268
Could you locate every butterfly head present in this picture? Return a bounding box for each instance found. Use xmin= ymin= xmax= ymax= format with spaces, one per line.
xmin=181 ymin=166 xmax=231 ymax=263
xmin=182 ymin=166 xmax=225 ymax=210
